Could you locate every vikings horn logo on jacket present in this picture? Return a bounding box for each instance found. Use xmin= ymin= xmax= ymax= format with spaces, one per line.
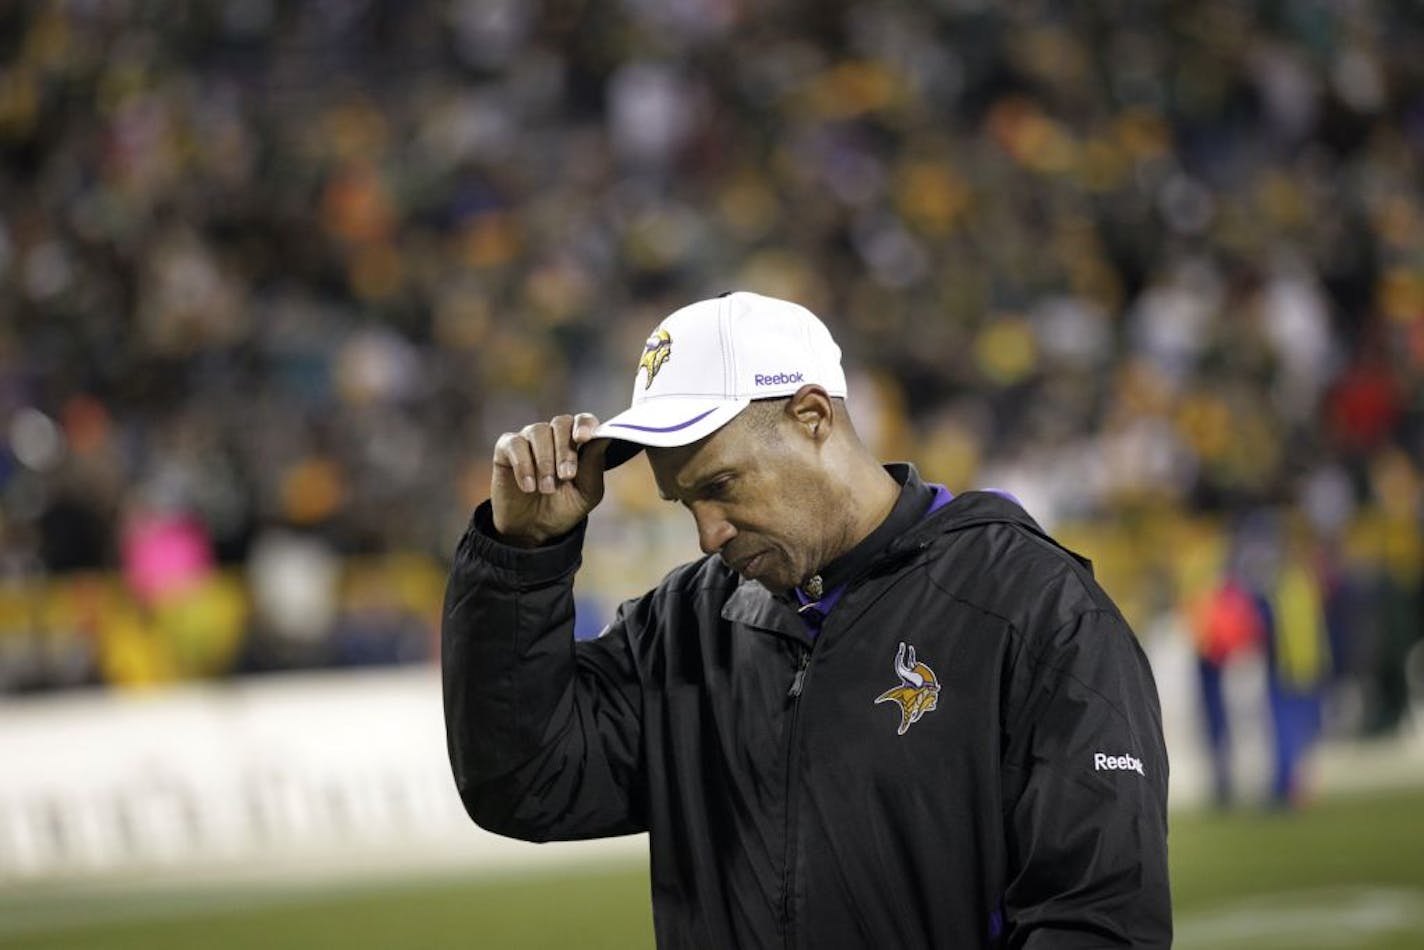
xmin=875 ymin=641 xmax=941 ymax=735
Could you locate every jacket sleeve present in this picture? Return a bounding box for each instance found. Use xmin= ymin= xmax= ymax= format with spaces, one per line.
xmin=999 ymin=604 xmax=1172 ymax=948
xmin=442 ymin=501 xmax=647 ymax=842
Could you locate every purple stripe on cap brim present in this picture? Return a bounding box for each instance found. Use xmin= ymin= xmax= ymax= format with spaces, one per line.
xmin=606 ymin=407 xmax=719 ymax=434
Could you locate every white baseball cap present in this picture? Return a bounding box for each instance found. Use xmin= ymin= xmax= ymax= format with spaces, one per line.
xmin=594 ymin=291 xmax=848 ymax=469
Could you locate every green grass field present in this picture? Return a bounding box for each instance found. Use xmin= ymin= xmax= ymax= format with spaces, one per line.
xmin=4 ymin=786 xmax=1423 ymax=949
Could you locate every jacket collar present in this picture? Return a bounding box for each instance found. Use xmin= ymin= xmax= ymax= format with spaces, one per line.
xmin=721 ymin=580 xmax=806 ymax=640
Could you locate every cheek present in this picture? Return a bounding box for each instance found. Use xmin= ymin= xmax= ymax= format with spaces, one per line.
xmin=737 ymin=473 xmax=820 ymax=557
xmin=780 ymin=493 xmax=821 ymax=547
xmin=765 ymin=517 xmax=815 ymax=574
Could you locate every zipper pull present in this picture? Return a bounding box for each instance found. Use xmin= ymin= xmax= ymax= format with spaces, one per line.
xmin=788 ymin=651 xmax=811 ymax=698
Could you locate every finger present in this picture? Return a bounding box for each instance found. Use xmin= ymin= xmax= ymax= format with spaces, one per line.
xmin=550 ymin=414 xmax=577 ymax=480
xmin=571 ymin=413 xmax=602 ymax=446
xmin=522 ymin=422 xmax=558 ymax=494
xmin=495 ymin=432 xmax=538 ymax=493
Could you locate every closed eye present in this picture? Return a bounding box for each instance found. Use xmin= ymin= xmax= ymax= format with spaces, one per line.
xmin=660 ymin=471 xmax=736 ymax=505
xmin=702 ymin=475 xmax=734 ymax=500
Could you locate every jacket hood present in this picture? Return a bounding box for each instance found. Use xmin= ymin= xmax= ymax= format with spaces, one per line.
xmin=886 ymin=475 xmax=1092 ymax=575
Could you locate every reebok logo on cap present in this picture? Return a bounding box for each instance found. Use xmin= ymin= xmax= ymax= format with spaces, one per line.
xmin=754 ymin=372 xmax=804 ymax=387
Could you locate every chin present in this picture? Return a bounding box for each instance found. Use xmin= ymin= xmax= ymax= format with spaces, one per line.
xmin=738 ymin=561 xmax=789 ymax=593
xmin=755 ymin=565 xmax=796 ymax=594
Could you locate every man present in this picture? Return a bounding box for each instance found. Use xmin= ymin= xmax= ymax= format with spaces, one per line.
xmin=443 ymin=291 xmax=1172 ymax=948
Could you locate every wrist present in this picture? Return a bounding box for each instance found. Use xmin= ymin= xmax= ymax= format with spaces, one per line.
xmin=462 ymin=501 xmax=586 ymax=581
xmin=497 ymin=527 xmax=553 ymax=549
xmin=489 ymin=510 xmax=572 ymax=549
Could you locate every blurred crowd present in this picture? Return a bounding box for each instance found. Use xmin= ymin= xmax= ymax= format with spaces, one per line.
xmin=0 ymin=0 xmax=1421 ymax=727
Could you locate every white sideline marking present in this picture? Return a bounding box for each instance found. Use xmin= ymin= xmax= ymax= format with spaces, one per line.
xmin=1175 ymin=886 xmax=1424 ymax=948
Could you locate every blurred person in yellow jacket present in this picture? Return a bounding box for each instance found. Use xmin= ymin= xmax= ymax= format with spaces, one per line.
xmin=1239 ymin=512 xmax=1332 ymax=808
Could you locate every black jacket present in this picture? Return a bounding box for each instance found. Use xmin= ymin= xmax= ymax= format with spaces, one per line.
xmin=443 ymin=471 xmax=1172 ymax=948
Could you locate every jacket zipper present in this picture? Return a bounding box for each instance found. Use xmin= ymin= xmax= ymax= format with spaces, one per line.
xmin=787 ymin=648 xmax=811 ymax=698
xmin=781 ymin=644 xmax=812 ymax=948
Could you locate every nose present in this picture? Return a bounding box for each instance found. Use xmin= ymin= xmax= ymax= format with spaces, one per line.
xmin=691 ymin=503 xmax=736 ymax=556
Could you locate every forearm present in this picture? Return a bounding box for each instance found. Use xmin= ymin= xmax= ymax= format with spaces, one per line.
xmin=442 ymin=502 xmax=585 ymax=832
xmin=441 ymin=502 xmax=643 ymax=841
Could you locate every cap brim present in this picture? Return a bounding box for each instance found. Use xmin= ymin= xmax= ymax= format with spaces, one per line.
xmin=593 ymin=398 xmax=750 ymax=470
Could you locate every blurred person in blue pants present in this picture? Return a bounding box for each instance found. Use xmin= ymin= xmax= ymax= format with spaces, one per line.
xmin=1191 ymin=577 xmax=1262 ymax=808
xmin=1239 ymin=514 xmax=1332 ymax=808
xmin=1259 ymin=564 xmax=1331 ymax=807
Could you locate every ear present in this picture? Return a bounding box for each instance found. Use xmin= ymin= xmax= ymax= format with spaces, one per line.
xmin=785 ymin=384 xmax=833 ymax=444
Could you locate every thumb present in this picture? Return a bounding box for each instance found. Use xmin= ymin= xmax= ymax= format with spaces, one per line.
xmin=574 ymin=437 xmax=611 ymax=498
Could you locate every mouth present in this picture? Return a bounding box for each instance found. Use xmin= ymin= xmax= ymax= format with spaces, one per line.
xmin=732 ymin=550 xmax=768 ymax=577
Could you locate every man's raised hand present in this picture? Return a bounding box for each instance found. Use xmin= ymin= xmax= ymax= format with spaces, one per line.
xmin=491 ymin=413 xmax=609 ymax=547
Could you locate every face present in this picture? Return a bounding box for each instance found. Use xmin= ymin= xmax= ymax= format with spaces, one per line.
xmin=648 ymin=404 xmax=835 ymax=593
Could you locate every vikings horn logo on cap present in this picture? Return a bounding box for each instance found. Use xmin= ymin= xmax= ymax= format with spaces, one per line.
xmin=875 ymin=641 xmax=941 ymax=735
xmin=638 ymin=328 xmax=673 ymax=387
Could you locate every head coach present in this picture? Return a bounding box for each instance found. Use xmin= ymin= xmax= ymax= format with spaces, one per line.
xmin=442 ymin=291 xmax=1172 ymax=948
